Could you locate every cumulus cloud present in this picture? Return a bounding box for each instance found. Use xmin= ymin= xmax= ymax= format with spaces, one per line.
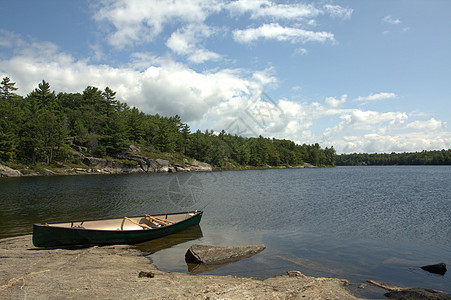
xmin=325 ymin=94 xmax=347 ymax=107
xmin=0 ymin=37 xmax=276 ymax=122
xmin=93 ymin=0 xmax=348 ymax=57
xmin=333 ymin=131 xmax=451 ymax=154
xmin=233 ymin=23 xmax=335 ymax=44
xmin=166 ymin=24 xmax=222 ymax=64
xmin=406 ymin=118 xmax=446 ymax=131
xmin=93 ymin=0 xmax=222 ymax=48
xmin=340 ymin=110 xmax=408 ymax=130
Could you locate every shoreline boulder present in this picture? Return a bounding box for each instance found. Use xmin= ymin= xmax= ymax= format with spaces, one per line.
xmin=0 ymin=164 xmax=22 ymax=177
xmin=185 ymin=244 xmax=266 ymax=265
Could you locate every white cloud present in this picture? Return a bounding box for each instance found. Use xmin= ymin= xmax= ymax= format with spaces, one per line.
xmin=93 ymin=0 xmax=222 ymax=48
xmin=227 ymin=1 xmax=352 ymax=21
xmin=166 ymin=24 xmax=221 ymax=64
xmin=0 ymin=29 xmax=24 ymax=49
xmin=228 ymin=1 xmax=321 ymax=20
xmin=355 ymin=92 xmax=397 ymax=103
xmin=93 ymin=0 xmax=348 ymax=53
xmin=323 ymin=4 xmax=353 ymax=20
xmin=0 ymin=38 xmax=275 ymax=123
xmin=340 ymin=110 xmax=408 ymax=129
xmin=406 ymin=118 xmax=446 ymax=131
xmin=333 ymin=131 xmax=451 ymax=154
xmin=188 ymin=49 xmax=222 ymax=64
xmin=382 ymin=15 xmax=402 ymax=25
xmin=294 ymin=47 xmax=309 ymax=56
xmin=325 ymin=94 xmax=347 ymax=107
xmin=233 ymin=23 xmax=335 ymax=44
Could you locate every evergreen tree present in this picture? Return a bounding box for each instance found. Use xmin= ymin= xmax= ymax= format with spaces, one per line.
xmin=0 ymin=77 xmax=18 ymax=100
xmin=31 ymin=80 xmax=60 ymax=110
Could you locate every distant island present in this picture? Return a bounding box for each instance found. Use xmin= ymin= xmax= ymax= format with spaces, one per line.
xmin=336 ymin=150 xmax=451 ymax=166
xmin=0 ymin=77 xmax=335 ymax=176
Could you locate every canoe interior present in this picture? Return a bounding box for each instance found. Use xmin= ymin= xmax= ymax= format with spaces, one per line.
xmin=39 ymin=211 xmax=199 ymax=231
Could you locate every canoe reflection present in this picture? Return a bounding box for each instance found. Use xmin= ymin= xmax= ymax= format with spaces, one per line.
xmin=134 ymin=225 xmax=203 ymax=254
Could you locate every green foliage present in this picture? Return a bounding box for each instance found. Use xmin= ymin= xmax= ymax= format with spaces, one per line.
xmin=336 ymin=150 xmax=451 ymax=166
xmin=0 ymin=76 xmax=337 ymax=168
xmin=185 ymin=131 xmax=335 ymax=168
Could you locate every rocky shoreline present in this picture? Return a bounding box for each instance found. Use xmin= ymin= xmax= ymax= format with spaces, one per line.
xmin=0 ymin=235 xmax=361 ymax=299
xmin=0 ymin=152 xmax=213 ymax=178
xmin=1 ymin=235 xmax=450 ymax=299
xmin=0 ymin=154 xmax=316 ymax=178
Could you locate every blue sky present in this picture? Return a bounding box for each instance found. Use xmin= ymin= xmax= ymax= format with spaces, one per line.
xmin=1 ymin=0 xmax=450 ymax=154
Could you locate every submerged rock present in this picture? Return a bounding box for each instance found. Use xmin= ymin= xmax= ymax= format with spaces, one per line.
xmin=185 ymin=244 xmax=266 ymax=264
xmin=421 ymin=263 xmax=447 ymax=275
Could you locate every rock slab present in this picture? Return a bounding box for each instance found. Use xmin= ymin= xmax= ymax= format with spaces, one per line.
xmin=185 ymin=244 xmax=266 ymax=264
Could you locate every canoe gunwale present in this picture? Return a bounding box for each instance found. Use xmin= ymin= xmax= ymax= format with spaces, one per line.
xmin=33 ymin=210 xmax=202 ymax=232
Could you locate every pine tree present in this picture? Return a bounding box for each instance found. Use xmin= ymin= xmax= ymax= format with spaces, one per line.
xmin=0 ymin=77 xmax=18 ymax=100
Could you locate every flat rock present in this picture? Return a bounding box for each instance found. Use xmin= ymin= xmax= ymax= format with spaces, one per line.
xmin=185 ymin=244 xmax=266 ymax=264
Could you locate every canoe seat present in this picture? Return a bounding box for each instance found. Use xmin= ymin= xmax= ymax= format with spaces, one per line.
xmin=121 ymin=217 xmax=156 ymax=230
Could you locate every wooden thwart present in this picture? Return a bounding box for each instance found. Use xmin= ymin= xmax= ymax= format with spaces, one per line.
xmin=122 ymin=215 xmax=174 ymax=230
xmin=145 ymin=215 xmax=174 ymax=226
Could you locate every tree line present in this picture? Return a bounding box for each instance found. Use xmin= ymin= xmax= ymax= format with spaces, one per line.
xmin=0 ymin=77 xmax=336 ymax=168
xmin=336 ymin=150 xmax=451 ymax=166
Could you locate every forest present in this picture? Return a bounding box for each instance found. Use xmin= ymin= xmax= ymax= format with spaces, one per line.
xmin=336 ymin=150 xmax=451 ymax=166
xmin=0 ymin=77 xmax=336 ymax=170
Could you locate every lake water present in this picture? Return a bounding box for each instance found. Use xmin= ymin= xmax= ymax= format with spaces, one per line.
xmin=1 ymin=166 xmax=450 ymax=297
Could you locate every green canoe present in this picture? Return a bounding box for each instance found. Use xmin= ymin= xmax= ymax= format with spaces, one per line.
xmin=33 ymin=210 xmax=203 ymax=247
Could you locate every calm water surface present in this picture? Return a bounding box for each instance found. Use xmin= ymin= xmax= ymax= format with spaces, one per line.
xmin=1 ymin=166 xmax=450 ymax=297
